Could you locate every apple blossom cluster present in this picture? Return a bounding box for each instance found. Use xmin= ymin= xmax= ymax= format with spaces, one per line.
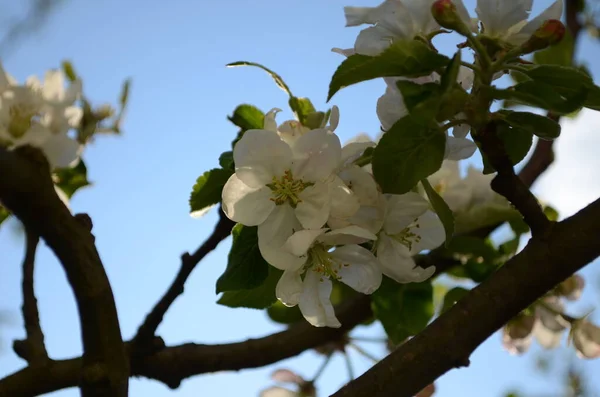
xmin=260 ymin=369 xmax=316 ymax=397
xmin=221 ymin=108 xmax=445 ymax=328
xmin=503 ymin=274 xmax=600 ymax=359
xmin=0 ymin=63 xmax=84 ymax=169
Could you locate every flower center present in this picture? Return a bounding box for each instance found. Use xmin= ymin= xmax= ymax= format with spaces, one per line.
xmin=267 ymin=170 xmax=312 ymax=208
xmin=7 ymin=104 xmax=39 ymax=138
xmin=308 ymin=244 xmax=344 ymax=281
xmin=390 ymin=218 xmax=422 ymax=251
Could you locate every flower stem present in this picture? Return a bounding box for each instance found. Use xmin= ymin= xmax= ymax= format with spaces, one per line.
xmin=343 ymin=349 xmax=355 ymax=381
xmin=348 ymin=342 xmax=380 ymax=363
xmin=310 ymin=352 xmax=333 ymax=383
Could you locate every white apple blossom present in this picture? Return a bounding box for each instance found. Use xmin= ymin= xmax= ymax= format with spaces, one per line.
xmin=0 ymin=64 xmax=83 ymax=169
xmin=375 ymin=192 xmax=444 ymax=283
xmin=275 ymin=226 xmax=382 ymax=327
xmin=340 ymin=0 xmax=442 ymax=56
xmin=474 ymin=0 xmax=564 ymax=45
xmin=260 ymin=369 xmax=315 ymax=397
xmin=571 ymin=319 xmax=600 ymax=359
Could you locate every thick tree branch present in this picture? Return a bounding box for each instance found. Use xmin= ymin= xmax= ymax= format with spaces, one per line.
xmin=12 ymin=229 xmax=48 ymax=365
xmin=133 ymin=209 xmax=235 ymax=348
xmin=0 ymin=294 xmax=372 ymax=396
xmin=332 ymin=196 xmax=600 ymax=397
xmin=0 ymin=147 xmax=128 ymax=397
xmin=476 ymin=121 xmax=552 ymax=236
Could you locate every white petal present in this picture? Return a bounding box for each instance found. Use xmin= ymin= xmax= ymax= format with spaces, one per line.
xmin=376 ymin=234 xmax=435 ymax=283
xmin=331 ymin=47 xmax=355 ymax=57
xmin=234 ymin=129 xmax=292 ymax=188
xmin=377 ymin=1 xmax=417 ymax=38
xmin=402 ymin=0 xmax=439 ymax=35
xmin=264 ymin=108 xmax=282 ymax=132
xmin=40 ymin=133 xmax=81 ymax=169
xmin=319 ymin=225 xmax=377 ymax=245
xmin=383 ymin=192 xmax=430 ymax=235
xmin=338 ymin=166 xmax=380 ymax=206
xmin=476 ymin=0 xmax=533 ymax=36
xmin=346 ymin=195 xmax=387 ymax=234
xmin=452 ymin=122 xmax=470 ymax=139
xmin=344 ymin=3 xmax=393 ymax=26
xmin=332 ymin=245 xmax=382 ymax=294
xmin=327 ymin=106 xmax=340 ymax=132
xmin=283 ymin=229 xmax=328 ymax=257
xmin=299 ymin=271 xmax=340 ymax=328
xmin=42 ymin=70 xmax=65 ymax=101
xmin=278 ymin=120 xmax=310 ymax=147
xmin=271 ymin=369 xmax=304 ymax=384
xmin=532 ymin=320 xmax=563 ymax=349
xmin=221 ymin=174 xmax=275 ymax=226
xmin=0 ymin=62 xmax=11 ymax=91
xmin=291 ymin=129 xmax=341 ymax=182
xmin=339 ymin=141 xmax=375 ymax=168
xmin=296 ymin=181 xmax=330 ymax=229
xmin=377 ymin=87 xmax=406 ymax=131
xmin=410 ymin=210 xmax=445 ymax=254
xmin=260 ymin=386 xmax=298 ymax=397
xmin=452 ymin=0 xmax=474 ymax=30
xmin=258 ymin=206 xmax=306 ymax=271
xmin=276 ymin=269 xmax=305 ymax=307
xmin=573 ymin=321 xmax=600 ymax=359
xmin=329 ymin=175 xmax=360 ymax=220
xmin=445 ymin=136 xmax=477 ymax=161
xmin=457 ymin=67 xmax=475 ymax=91
xmin=12 ymin=123 xmax=51 ymax=148
xmin=354 ymin=26 xmax=393 ymax=56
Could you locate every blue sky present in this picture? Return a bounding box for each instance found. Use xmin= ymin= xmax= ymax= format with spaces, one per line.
xmin=0 ymin=0 xmax=600 ymax=396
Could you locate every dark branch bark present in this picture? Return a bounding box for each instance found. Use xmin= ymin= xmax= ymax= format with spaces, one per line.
xmin=12 ymin=229 xmax=48 ymax=365
xmin=0 ymin=295 xmax=372 ymax=396
xmin=476 ymin=121 xmax=551 ymax=236
xmin=332 ymin=197 xmax=600 ymax=397
xmin=0 ymin=147 xmax=128 ymax=397
xmin=133 ymin=209 xmax=234 ymax=348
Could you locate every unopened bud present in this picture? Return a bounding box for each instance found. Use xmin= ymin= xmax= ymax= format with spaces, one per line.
xmin=557 ymin=274 xmax=585 ymax=301
xmin=521 ymin=19 xmax=566 ymax=54
xmin=431 ymin=0 xmax=470 ymax=36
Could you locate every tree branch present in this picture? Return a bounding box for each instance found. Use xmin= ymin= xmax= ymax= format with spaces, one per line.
xmin=0 ymin=147 xmax=129 ymax=397
xmin=332 ymin=196 xmax=600 ymax=397
xmin=0 ymin=294 xmax=372 ymax=396
xmin=476 ymin=121 xmax=551 ymax=236
xmin=12 ymin=228 xmax=48 ymax=365
xmin=133 ymin=209 xmax=235 ymax=348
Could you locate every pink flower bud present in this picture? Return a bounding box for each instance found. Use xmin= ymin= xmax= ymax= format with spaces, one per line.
xmin=521 ymin=19 xmax=566 ymax=54
xmin=431 ymin=0 xmax=470 ymax=35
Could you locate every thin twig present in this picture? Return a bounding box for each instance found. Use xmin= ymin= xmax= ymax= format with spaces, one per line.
xmin=12 ymin=228 xmax=48 ymax=365
xmin=133 ymin=208 xmax=235 ymax=347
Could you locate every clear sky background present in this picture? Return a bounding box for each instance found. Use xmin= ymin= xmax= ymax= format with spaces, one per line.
xmin=1 ymin=0 xmax=600 ymax=396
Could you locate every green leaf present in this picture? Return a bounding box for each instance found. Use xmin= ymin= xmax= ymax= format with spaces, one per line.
xmin=523 ymin=65 xmax=592 ymax=92
xmin=61 ymin=60 xmax=78 ymax=82
xmin=481 ymin=122 xmax=533 ymax=174
xmin=533 ymin=30 xmax=574 ymax=67
xmin=491 ymin=82 xmax=588 ymax=115
xmin=0 ymin=205 xmax=10 ymax=226
xmin=441 ymin=287 xmax=470 ymax=313
xmin=421 ymin=179 xmax=454 ymax=247
xmin=228 ymin=104 xmax=265 ymax=131
xmin=289 ymin=97 xmax=316 ymax=126
xmin=371 ymin=277 xmax=434 ymax=344
xmin=217 ymin=266 xmax=283 ymax=309
xmin=543 ymin=205 xmax=559 ymax=221
xmin=304 ymin=111 xmax=327 ymax=130
xmin=373 ymin=115 xmax=446 ymax=194
xmin=328 ymin=40 xmax=449 ymax=101
xmin=227 ymin=61 xmax=293 ymax=97
xmin=53 ymin=160 xmax=91 ymax=198
xmin=584 ymin=85 xmax=600 ymax=111
xmin=396 ymin=81 xmax=442 ymax=123
xmin=500 ymin=110 xmax=561 ymax=140
xmin=189 ymin=168 xmax=233 ymax=214
xmin=119 ymin=79 xmax=132 ymax=107
xmin=438 ymin=87 xmax=469 ymax=121
xmin=219 ymin=151 xmax=234 ymax=170
xmin=440 ymin=52 xmax=461 ymax=93
xmin=216 ymin=225 xmax=269 ymax=293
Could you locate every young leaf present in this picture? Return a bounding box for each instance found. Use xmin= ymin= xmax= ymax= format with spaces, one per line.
xmin=217 ymin=266 xmax=283 ymax=309
xmin=441 ymin=287 xmax=470 ymax=313
xmin=490 ymin=82 xmax=588 ymax=115
xmin=219 ymin=151 xmax=234 ymax=170
xmin=481 ymin=122 xmax=533 ymax=174
xmin=189 ymin=168 xmax=233 ymax=214
xmin=61 ymin=60 xmax=78 ymax=82
xmin=228 ymin=104 xmax=265 ymax=131
xmin=396 ymin=81 xmax=442 ymax=123
xmin=289 ymin=97 xmax=316 ymax=126
xmin=371 ymin=277 xmax=434 ymax=344
xmin=216 ymin=225 xmax=269 ymax=293
xmin=53 ymin=160 xmax=91 ymax=198
xmin=226 ymin=61 xmax=293 ymax=97
xmin=500 ymin=111 xmax=561 ymax=140
xmin=440 ymin=52 xmax=461 ymax=93
xmin=328 ymin=40 xmax=449 ymax=101
xmin=421 ymin=179 xmax=454 ymax=247
xmin=119 ymin=79 xmax=132 ymax=107
xmin=373 ymin=116 xmax=446 ymax=194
